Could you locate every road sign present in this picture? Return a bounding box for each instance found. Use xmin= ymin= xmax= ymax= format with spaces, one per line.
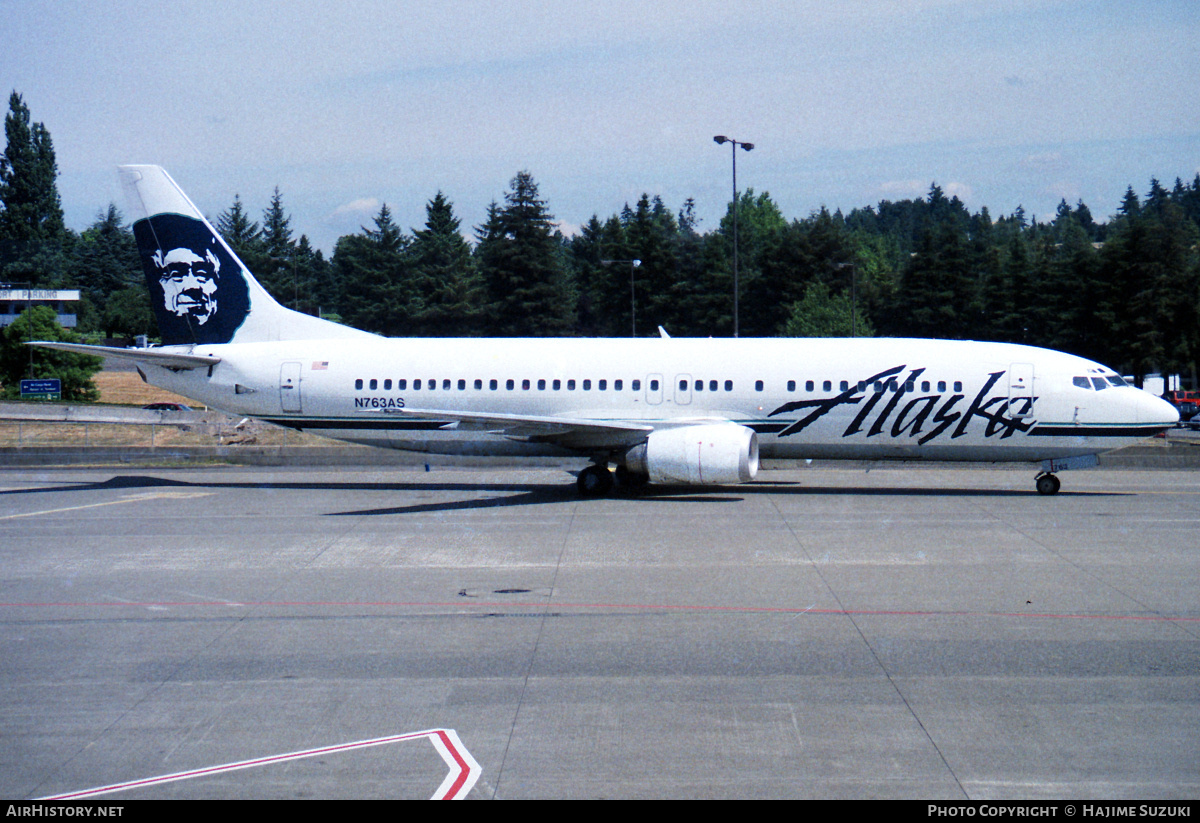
xmin=20 ymin=378 xmax=61 ymax=400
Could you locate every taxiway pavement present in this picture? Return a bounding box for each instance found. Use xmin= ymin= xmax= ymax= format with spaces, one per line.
xmin=1 ymin=464 xmax=1197 ymax=799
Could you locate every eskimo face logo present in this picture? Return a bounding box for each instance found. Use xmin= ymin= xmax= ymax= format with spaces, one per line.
xmin=134 ymin=213 xmax=250 ymax=346
xmin=153 ymin=246 xmax=221 ymax=324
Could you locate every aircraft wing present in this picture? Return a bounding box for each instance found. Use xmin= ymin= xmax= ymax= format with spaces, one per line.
xmin=30 ymin=342 xmax=221 ymax=371
xmin=382 ymin=406 xmax=655 ymax=444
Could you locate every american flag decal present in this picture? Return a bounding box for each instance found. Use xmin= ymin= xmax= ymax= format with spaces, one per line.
xmin=312 ymin=361 xmax=329 ymax=370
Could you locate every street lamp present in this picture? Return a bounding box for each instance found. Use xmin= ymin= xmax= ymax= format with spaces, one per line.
xmin=600 ymin=258 xmax=642 ymax=337
xmin=714 ymin=135 xmax=753 ymax=337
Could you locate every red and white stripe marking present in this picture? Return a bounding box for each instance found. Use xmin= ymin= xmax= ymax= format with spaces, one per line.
xmin=40 ymin=728 xmax=480 ymax=800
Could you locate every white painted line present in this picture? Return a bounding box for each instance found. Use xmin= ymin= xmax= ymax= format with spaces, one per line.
xmin=173 ymin=590 xmax=246 ymax=607
xmin=39 ymin=728 xmax=481 ymax=800
xmin=0 ymin=491 xmax=213 ymax=521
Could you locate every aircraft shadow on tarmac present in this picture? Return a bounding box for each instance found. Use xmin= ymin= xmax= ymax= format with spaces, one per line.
xmin=0 ymin=473 xmax=1125 ymax=517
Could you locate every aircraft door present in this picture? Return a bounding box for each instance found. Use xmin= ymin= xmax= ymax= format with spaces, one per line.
xmin=675 ymin=374 xmax=693 ymax=406
xmin=280 ymin=361 xmax=303 ymax=413
xmin=646 ymin=373 xmax=663 ymax=405
xmin=1007 ymin=362 xmax=1034 ymax=419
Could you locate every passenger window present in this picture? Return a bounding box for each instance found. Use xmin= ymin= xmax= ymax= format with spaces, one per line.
xmin=1073 ymin=376 xmax=1091 ymax=389
xmin=724 ymin=380 xmax=733 ymax=391
xmin=709 ymin=380 xmax=717 ymax=392
xmin=414 ymin=379 xmax=422 ymax=390
xmin=369 ymin=379 xmax=378 ymax=390
xmin=937 ymin=381 xmax=946 ymax=392
xmin=506 ymin=379 xmax=515 ymax=390
xmin=553 ymin=379 xmax=561 ymax=390
xmin=399 ymin=379 xmax=407 ymax=390
xmin=679 ymin=379 xmax=687 ymax=391
xmin=953 ymin=381 xmax=962 ymax=392
xmin=599 ymin=379 xmax=607 ymax=390
xmin=583 ymin=379 xmax=591 ymax=390
xmin=538 ymin=379 xmax=546 ymax=390
xmin=568 ymin=379 xmax=576 ymax=390
xmin=648 ymin=379 xmax=658 ymax=391
xmin=428 ymin=379 xmax=436 ymax=391
xmin=921 ymin=381 xmax=929 ymax=392
xmin=489 ymin=379 xmax=498 ymax=390
xmin=474 ymin=379 xmax=482 ymax=390
xmin=755 ymin=380 xmax=763 ymax=391
xmin=615 ymin=379 xmax=624 ymax=390
xmin=383 ymin=379 xmax=392 ymax=390
xmin=695 ymin=380 xmax=703 ymax=391
xmin=806 ymin=380 xmax=814 ymax=392
xmin=443 ymin=379 xmax=451 ymax=390
xmin=787 ymin=380 xmax=796 ymax=392
xmin=355 ymin=379 xmax=363 ymax=390
xmin=633 ymin=380 xmax=642 ymax=391
xmin=522 ymin=379 xmax=530 ymax=390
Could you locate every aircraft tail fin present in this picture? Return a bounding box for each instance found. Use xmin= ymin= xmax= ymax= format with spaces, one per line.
xmin=119 ymin=165 xmax=374 ymax=346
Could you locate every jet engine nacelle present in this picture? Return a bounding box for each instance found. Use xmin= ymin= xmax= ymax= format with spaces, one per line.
xmin=624 ymin=423 xmax=759 ymax=485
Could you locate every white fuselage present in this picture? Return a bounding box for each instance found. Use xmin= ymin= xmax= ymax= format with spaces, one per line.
xmin=140 ymin=336 xmax=1178 ymax=464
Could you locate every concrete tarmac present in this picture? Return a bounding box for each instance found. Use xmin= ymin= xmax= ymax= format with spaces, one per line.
xmin=1 ymin=463 xmax=1197 ymax=799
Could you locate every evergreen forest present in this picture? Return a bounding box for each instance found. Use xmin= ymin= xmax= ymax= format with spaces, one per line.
xmin=3 ymin=91 xmax=1199 ymax=387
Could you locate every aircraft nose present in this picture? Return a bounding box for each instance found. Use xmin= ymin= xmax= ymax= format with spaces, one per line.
xmin=1137 ymin=391 xmax=1180 ymax=426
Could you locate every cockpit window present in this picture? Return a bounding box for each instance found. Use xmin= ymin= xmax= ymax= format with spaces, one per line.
xmin=1091 ymin=377 xmax=1109 ymax=391
xmin=1106 ymin=375 xmax=1128 ymax=387
xmin=1073 ymin=376 xmax=1091 ymax=389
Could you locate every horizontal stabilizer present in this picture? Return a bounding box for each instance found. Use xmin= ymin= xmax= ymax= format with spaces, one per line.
xmin=30 ymin=341 xmax=221 ymax=370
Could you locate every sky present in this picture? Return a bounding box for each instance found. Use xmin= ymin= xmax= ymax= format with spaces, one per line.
xmin=4 ymin=0 xmax=1198 ymax=254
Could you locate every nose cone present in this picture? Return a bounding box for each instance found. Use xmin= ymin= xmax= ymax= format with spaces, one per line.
xmin=1138 ymin=391 xmax=1180 ymax=426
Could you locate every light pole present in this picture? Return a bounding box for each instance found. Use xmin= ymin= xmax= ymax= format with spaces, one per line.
xmin=600 ymin=258 xmax=642 ymax=337
xmin=714 ymin=135 xmax=753 ymax=337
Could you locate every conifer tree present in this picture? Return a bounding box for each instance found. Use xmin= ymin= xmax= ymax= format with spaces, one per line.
xmin=566 ymin=215 xmax=609 ymax=336
xmin=257 ymin=187 xmax=296 ymax=305
xmin=70 ymin=204 xmax=143 ymax=335
xmin=476 ymin=172 xmax=574 ymax=336
xmin=334 ymin=204 xmax=413 ymax=335
xmin=0 ymin=92 xmax=67 ymax=285
xmin=216 ymin=195 xmax=262 ymax=256
xmin=410 ymin=191 xmax=485 ymax=335
xmin=291 ymin=234 xmax=336 ymax=319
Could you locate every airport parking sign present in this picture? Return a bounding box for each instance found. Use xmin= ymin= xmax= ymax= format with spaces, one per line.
xmin=20 ymin=378 xmax=60 ymax=400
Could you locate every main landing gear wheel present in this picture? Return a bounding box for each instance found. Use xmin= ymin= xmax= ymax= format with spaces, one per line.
xmin=614 ymin=465 xmax=650 ymax=490
xmin=577 ymin=464 xmax=614 ymax=497
xmin=1035 ymin=472 xmax=1061 ymax=496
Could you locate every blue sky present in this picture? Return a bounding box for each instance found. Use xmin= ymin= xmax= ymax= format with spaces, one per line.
xmin=4 ymin=0 xmax=1198 ymax=253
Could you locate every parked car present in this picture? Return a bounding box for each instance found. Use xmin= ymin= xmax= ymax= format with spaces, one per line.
xmin=142 ymin=402 xmax=192 ymax=411
xmin=1168 ymin=390 xmax=1199 ymax=422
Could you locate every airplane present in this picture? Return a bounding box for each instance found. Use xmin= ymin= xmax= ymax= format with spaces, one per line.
xmin=35 ymin=165 xmax=1179 ymax=497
